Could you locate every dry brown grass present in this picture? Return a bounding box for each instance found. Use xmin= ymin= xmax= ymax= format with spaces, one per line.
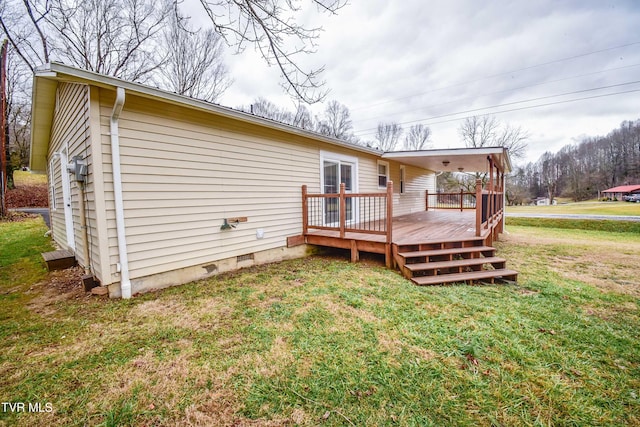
xmin=502 ymin=227 xmax=640 ymax=297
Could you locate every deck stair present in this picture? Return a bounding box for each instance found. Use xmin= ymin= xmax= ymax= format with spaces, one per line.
xmin=394 ymin=237 xmax=517 ymax=286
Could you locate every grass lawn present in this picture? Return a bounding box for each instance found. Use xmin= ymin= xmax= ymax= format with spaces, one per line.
xmin=507 ymin=200 xmax=640 ymax=216
xmin=13 ymin=170 xmax=48 ymax=186
xmin=1 ymin=217 xmax=639 ymax=426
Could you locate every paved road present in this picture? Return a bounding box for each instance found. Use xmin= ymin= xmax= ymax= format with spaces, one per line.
xmin=11 ymin=208 xmax=50 ymax=228
xmin=506 ymin=213 xmax=640 ymax=222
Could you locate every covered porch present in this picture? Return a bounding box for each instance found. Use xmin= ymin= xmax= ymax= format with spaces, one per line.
xmin=295 ymin=147 xmax=517 ymax=285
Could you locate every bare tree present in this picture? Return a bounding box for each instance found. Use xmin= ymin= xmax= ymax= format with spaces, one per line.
xmin=316 ymin=100 xmax=352 ymax=140
xmin=249 ymin=97 xmax=295 ymax=124
xmin=1 ymin=0 xmax=173 ymax=81
xmin=197 ymin=0 xmax=347 ymax=103
xmin=0 ymin=0 xmax=49 ymax=71
xmin=50 ymin=0 xmax=172 ymax=81
xmin=540 ymin=151 xmax=559 ymax=204
xmin=458 ymin=115 xmax=529 ymax=160
xmin=6 ymin=50 xmax=31 ymax=170
xmin=292 ymin=102 xmax=314 ymax=130
xmin=375 ymin=122 xmax=403 ymax=151
xmin=158 ymin=12 xmax=231 ymax=102
xmin=404 ymin=124 xmax=432 ymax=150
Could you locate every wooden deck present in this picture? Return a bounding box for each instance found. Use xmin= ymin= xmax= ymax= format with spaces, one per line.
xmin=303 ymin=210 xmax=517 ymax=286
xmin=301 ymin=179 xmax=516 ymax=285
xmin=305 ymin=211 xmax=483 ymax=245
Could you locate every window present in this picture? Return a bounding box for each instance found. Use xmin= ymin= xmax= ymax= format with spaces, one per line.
xmin=400 ymin=165 xmax=406 ymax=194
xmin=377 ymin=161 xmax=389 ymax=188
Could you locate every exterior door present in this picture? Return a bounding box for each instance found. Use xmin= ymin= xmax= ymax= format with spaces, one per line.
xmin=323 ymin=160 xmax=355 ymax=225
xmin=59 ymin=149 xmax=76 ymax=251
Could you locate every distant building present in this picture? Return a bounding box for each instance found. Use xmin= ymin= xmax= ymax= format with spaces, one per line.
xmin=533 ymin=197 xmax=556 ymax=206
xmin=602 ymin=185 xmax=640 ymax=200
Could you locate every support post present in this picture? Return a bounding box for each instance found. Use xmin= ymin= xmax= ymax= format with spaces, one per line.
xmin=385 ymin=181 xmax=393 ymax=268
xmin=339 ymin=182 xmax=346 ymax=239
xmin=460 ymin=189 xmax=464 ymax=211
xmin=475 ymin=179 xmax=482 ymax=237
xmin=488 ymin=157 xmax=494 ymax=230
xmin=425 ymin=189 xmax=429 ymax=211
xmin=350 ymin=240 xmax=359 ymax=263
xmin=386 ymin=181 xmax=393 ymax=244
xmin=302 ymin=185 xmax=308 ymax=235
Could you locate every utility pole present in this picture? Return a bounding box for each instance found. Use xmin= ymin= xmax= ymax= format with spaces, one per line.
xmin=0 ymin=39 xmax=8 ymax=217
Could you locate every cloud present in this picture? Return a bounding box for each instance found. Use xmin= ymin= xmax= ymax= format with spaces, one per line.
xmin=183 ymin=0 xmax=640 ymax=163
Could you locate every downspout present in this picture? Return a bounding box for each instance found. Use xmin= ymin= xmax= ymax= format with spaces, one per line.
xmin=78 ymin=182 xmax=90 ymax=275
xmin=110 ymin=87 xmax=131 ymax=299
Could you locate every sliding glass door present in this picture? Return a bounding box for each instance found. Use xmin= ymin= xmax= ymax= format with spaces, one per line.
xmin=323 ymin=160 xmax=355 ymax=225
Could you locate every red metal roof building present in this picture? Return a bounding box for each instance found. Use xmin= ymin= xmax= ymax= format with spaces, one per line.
xmin=602 ymin=185 xmax=640 ymax=200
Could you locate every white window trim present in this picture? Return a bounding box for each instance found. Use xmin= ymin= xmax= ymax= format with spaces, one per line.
xmin=320 ymin=151 xmax=359 ymax=193
xmin=377 ymin=160 xmax=389 ymax=189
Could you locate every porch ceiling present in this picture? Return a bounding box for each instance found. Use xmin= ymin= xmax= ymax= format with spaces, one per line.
xmin=382 ymin=147 xmax=512 ymax=173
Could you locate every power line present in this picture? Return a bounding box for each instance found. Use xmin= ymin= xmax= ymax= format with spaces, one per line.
xmin=353 ymin=62 xmax=640 ymax=125
xmin=353 ymin=88 xmax=640 ymax=136
xmin=351 ymin=40 xmax=640 ymax=112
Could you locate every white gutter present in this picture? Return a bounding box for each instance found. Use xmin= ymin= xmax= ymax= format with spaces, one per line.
xmin=110 ymin=87 xmax=131 ymax=299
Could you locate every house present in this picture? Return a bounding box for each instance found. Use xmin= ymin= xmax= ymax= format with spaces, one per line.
xmin=602 ymin=185 xmax=640 ymax=201
xmin=30 ymin=62 xmax=515 ymax=298
xmin=533 ymin=197 xmax=556 ymax=206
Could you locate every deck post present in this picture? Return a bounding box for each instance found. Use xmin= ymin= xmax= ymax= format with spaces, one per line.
xmin=488 ymin=156 xmax=494 ymax=231
xmin=460 ymin=189 xmax=464 ymax=211
xmin=350 ymin=240 xmax=359 ymax=262
xmin=302 ymin=185 xmax=308 ymax=236
xmin=385 ymin=181 xmax=393 ymax=268
xmin=425 ymin=189 xmax=429 ymax=211
xmin=386 ymin=181 xmax=393 ymax=244
xmin=339 ymin=182 xmax=346 ymax=239
xmin=475 ymin=179 xmax=482 ymax=237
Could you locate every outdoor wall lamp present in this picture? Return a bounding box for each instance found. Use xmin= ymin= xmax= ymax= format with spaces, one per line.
xmin=442 ymin=160 xmax=450 ymax=167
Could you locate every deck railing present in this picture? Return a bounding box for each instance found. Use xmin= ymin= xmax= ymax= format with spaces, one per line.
xmin=425 ymin=181 xmax=504 ymax=237
xmin=475 ymin=179 xmax=504 ymax=237
xmin=425 ymin=190 xmax=476 ymax=211
xmin=302 ymin=181 xmax=393 ymax=243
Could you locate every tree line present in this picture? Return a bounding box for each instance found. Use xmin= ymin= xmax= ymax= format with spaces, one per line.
xmin=240 ymin=97 xmax=433 ymax=151
xmin=507 ymin=119 xmax=640 ymax=204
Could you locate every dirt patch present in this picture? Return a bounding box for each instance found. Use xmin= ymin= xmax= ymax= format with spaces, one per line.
xmin=377 ymin=331 xmax=403 ymax=357
xmin=27 ymin=266 xmax=90 ymax=315
xmin=517 ymin=288 xmax=540 ymax=297
xmin=583 ymin=301 xmax=638 ymax=321
xmin=322 ymin=298 xmax=379 ymax=324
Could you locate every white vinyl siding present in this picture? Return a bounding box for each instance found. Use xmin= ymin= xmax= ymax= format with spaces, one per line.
xmin=97 ymin=93 xmax=384 ymax=280
xmin=48 ymin=83 xmax=90 ymax=255
xmin=392 ymin=164 xmax=435 ymax=216
xmin=94 ymin=89 xmax=434 ymax=283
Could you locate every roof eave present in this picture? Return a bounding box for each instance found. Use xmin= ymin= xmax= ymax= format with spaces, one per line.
xmin=41 ymin=62 xmax=382 ymax=157
xmin=29 ymin=70 xmax=59 ymax=173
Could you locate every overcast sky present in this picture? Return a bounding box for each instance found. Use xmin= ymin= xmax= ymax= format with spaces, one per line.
xmin=183 ymin=0 xmax=640 ymax=166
